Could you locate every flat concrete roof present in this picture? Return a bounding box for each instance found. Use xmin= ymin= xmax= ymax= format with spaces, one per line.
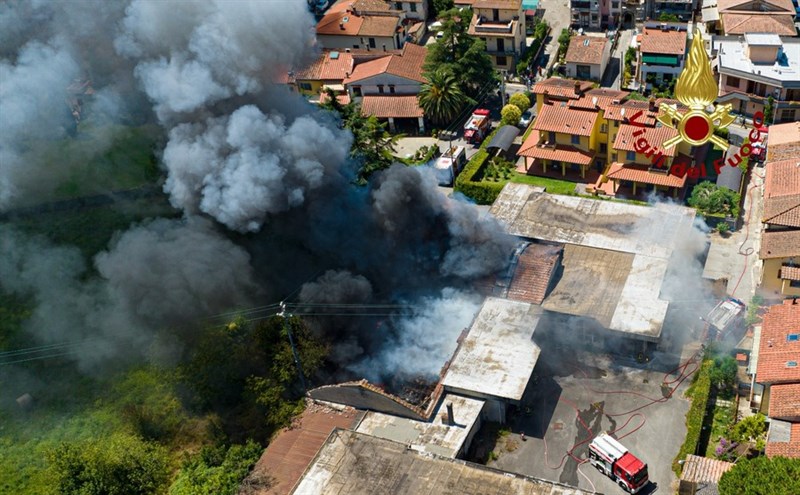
xmin=442 ymin=297 xmax=542 ymax=402
xmin=714 ymin=36 xmax=800 ymax=87
xmin=490 ymin=184 xmax=694 ymax=340
xmin=355 ymin=394 xmax=484 ymax=458
xmin=292 ymin=429 xmax=593 ymax=495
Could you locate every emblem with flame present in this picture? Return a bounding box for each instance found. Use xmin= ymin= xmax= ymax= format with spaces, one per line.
xmin=658 ymin=30 xmax=735 ymax=150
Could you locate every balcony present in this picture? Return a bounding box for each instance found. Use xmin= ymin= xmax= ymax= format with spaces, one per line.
xmin=472 ymin=17 xmax=515 ymax=35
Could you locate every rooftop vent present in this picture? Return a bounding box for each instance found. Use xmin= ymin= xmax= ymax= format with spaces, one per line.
xmin=330 ymin=51 xmax=340 ymax=59
xmin=788 ymin=334 xmax=799 ymax=342
xmin=787 ymin=361 xmax=798 ymax=368
xmin=584 ymin=39 xmax=590 ymax=46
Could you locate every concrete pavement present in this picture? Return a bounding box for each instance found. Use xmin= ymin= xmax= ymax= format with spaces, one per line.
xmin=535 ymin=0 xmax=571 ymax=77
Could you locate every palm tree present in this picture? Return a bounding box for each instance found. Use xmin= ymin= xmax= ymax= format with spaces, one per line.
xmin=418 ymin=68 xmax=469 ymax=126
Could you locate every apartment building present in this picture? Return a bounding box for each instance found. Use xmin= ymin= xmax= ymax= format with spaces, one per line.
xmin=646 ymin=0 xmax=697 ymax=21
xmin=759 ymin=158 xmax=800 ymax=298
xmin=467 ymin=0 xmax=526 ymax=71
xmin=390 ymin=0 xmax=427 ymax=20
xmin=710 ymin=0 xmax=798 ymax=36
xmin=713 ymin=34 xmax=800 ymax=124
xmin=564 ymin=36 xmax=611 ymax=81
xmin=317 ymin=0 xmax=407 ymax=51
xmin=637 ymin=22 xmax=687 ymax=91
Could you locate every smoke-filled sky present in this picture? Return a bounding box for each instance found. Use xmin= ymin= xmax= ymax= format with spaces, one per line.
xmin=0 ymin=0 xmax=514 ymax=380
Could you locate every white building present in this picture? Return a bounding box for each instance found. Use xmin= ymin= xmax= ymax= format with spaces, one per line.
xmin=565 ymin=36 xmax=611 ymax=81
xmin=468 ymin=0 xmax=526 ymax=71
xmin=637 ymin=22 xmax=687 ymax=91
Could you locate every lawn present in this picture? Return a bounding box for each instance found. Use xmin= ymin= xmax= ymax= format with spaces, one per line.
xmin=705 ymin=399 xmax=738 ymax=458
xmin=509 ymin=172 xmax=578 ymax=195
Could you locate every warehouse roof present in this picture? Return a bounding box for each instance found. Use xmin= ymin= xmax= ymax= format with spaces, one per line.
xmin=442 ymin=298 xmax=542 ymax=402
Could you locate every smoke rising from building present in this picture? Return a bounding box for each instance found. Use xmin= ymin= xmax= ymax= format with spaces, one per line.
xmin=0 ymin=0 xmax=514 ymax=382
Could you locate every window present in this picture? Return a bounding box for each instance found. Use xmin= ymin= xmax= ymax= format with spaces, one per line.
xmin=626 ymin=151 xmax=636 ymax=161
xmin=497 ymin=55 xmax=507 ymax=66
xmin=352 ymin=85 xmax=362 ymax=96
xmin=780 ymin=109 xmax=794 ymax=122
xmin=492 ymin=8 xmax=499 ymax=21
xmin=299 ymin=82 xmax=312 ymax=91
xmin=576 ymin=65 xmax=591 ymax=79
xmin=369 ymin=37 xmax=376 ymax=49
xmin=571 ymin=135 xmax=580 ymax=144
xmin=791 ymin=280 xmax=800 ymax=288
xmin=613 ymin=153 xmax=618 ymax=162
xmin=726 ymin=76 xmax=741 ymax=88
xmin=395 ymin=1 xmax=402 ymax=9
xmin=353 ymin=44 xmax=360 ymax=49
xmin=389 ymin=85 xmax=396 ymax=94
xmin=787 ymin=334 xmax=800 ymax=342
xmin=600 ymin=143 xmax=607 ymax=153
xmin=410 ymin=2 xmax=416 ymax=11
xmin=787 ymin=361 xmax=798 ymax=367
xmin=612 ymin=1 xmax=619 ymax=8
xmin=378 ymin=84 xmax=385 ymax=94
xmin=601 ymin=124 xmax=607 ymax=133
xmin=549 ymin=132 xmax=556 ymax=143
xmin=497 ymin=39 xmax=505 ymax=52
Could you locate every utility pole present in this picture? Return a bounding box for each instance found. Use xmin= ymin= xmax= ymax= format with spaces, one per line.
xmin=278 ymin=301 xmax=307 ymax=393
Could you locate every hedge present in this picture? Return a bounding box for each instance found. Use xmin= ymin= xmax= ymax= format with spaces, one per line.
xmin=673 ymin=359 xmax=713 ymax=475
xmin=454 ymin=127 xmax=505 ymax=204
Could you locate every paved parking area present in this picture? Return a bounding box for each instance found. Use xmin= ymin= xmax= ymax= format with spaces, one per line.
xmin=489 ymin=348 xmax=693 ymax=495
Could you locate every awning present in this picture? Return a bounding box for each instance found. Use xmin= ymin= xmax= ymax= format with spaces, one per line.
xmin=702 ymin=6 xmax=719 ymax=22
xmin=642 ymin=55 xmax=679 ymax=66
xmin=486 ymin=125 xmax=520 ymax=152
xmin=522 ymin=0 xmax=539 ymax=10
xmin=322 ymin=84 xmax=345 ymax=91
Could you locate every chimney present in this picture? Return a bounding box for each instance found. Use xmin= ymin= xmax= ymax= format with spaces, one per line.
xmin=345 ymin=48 xmax=351 ymax=53
xmin=649 ymin=96 xmax=656 ymax=111
xmin=339 ymin=22 xmax=345 ymax=30
xmin=574 ymin=80 xmax=581 ymax=93
xmin=446 ymin=402 xmax=454 ymax=425
xmin=382 ymin=44 xmax=386 ymax=52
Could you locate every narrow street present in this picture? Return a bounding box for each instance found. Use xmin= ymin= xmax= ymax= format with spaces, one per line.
xmin=536 ymin=0 xmax=571 ymax=76
xmin=601 ymin=28 xmax=634 ymax=90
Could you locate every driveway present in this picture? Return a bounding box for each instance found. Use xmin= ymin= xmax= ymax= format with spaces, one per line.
xmin=602 ymin=29 xmax=634 ymax=89
xmin=536 ymin=0 xmax=571 ymax=76
xmin=489 ymin=348 xmax=692 ymax=495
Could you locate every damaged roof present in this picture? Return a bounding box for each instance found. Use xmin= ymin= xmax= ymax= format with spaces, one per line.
xmin=442 ymin=298 xmax=542 ymax=402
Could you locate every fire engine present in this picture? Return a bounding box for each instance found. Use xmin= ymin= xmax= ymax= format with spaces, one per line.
xmin=463 ymin=109 xmax=490 ymax=144
xmin=588 ymin=433 xmax=649 ymax=493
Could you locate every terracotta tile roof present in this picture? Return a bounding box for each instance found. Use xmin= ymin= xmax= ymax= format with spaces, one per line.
xmin=240 ymin=404 xmax=360 ymax=495
xmin=770 ymin=384 xmax=800 ymax=420
xmin=358 ymin=15 xmax=401 ymax=36
xmin=317 ymin=3 xmax=365 ymax=36
xmin=507 ymin=243 xmax=562 ymax=304
xmin=763 ymin=159 xmax=800 ymax=228
xmin=531 ymin=77 xmax=594 ymax=99
xmin=760 ymin=230 xmax=800 ymax=259
xmin=614 ymin=124 xmax=679 ymax=157
xmin=565 ymin=36 xmax=608 ymax=65
xmin=768 ymin=143 xmax=800 ymax=163
xmin=768 ymin=123 xmax=800 ymax=162
xmin=319 ymin=91 xmax=352 ymax=105
xmin=361 ymin=95 xmax=423 ymax=118
xmin=655 ymin=98 xmax=689 ymax=114
xmin=720 ymin=13 xmax=797 ymax=36
xmin=473 ymin=0 xmax=523 ymax=8
xmin=569 ymin=89 xmax=629 ymax=111
xmin=603 ymin=100 xmax=658 ymax=125
xmin=766 ymin=421 xmax=800 ymax=459
xmin=756 ymin=300 xmax=800 ymax=383
xmin=352 ymin=0 xmax=394 ymax=12
xmin=295 ymin=51 xmax=355 ymax=81
xmin=532 ymin=103 xmax=598 ymax=137
xmin=606 ymin=162 xmax=687 ymax=187
xmin=344 ymin=43 xmax=426 ymax=83
xmin=519 ymin=143 xmax=595 ymax=165
xmin=640 ymin=27 xmax=687 ymax=55
xmin=717 ymin=0 xmax=794 ymax=12
xmin=781 ymin=266 xmax=800 ymax=282
xmin=680 ymin=454 xmax=734 ymax=484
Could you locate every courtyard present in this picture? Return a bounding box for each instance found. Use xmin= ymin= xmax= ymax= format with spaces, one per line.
xmin=483 ymin=347 xmax=696 ymax=494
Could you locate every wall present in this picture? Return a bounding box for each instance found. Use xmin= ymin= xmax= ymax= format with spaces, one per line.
xmin=761 ymin=258 xmax=800 ymax=297
xmin=392 ymin=0 xmax=426 ymax=20
xmin=296 ymin=79 xmax=324 ymax=96
xmin=318 ymin=33 xmax=399 ymax=51
xmin=347 ymin=73 xmax=422 ymax=96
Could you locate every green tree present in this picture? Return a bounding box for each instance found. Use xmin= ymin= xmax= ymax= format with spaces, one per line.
xmin=348 ymin=115 xmax=404 ymax=182
xmin=729 ymin=413 xmax=768 ymax=451
xmin=47 ymin=433 xmax=169 ymax=495
xmin=688 ymin=181 xmax=741 ymax=217
xmin=719 ymin=456 xmax=800 ymax=495
xmin=424 ymin=8 xmax=497 ymax=98
xmin=418 ymin=68 xmax=469 ymax=125
xmin=431 ymin=0 xmax=454 ymax=16
xmin=658 ymin=13 xmax=680 ymax=21
xmin=501 ymin=104 xmax=522 ymax=126
xmin=557 ymin=29 xmax=571 ymax=60
xmin=169 ymin=441 xmax=263 ymax=495
xmin=709 ymin=355 xmax=738 ymax=390
xmin=509 ymin=93 xmax=531 ymax=114
xmin=764 ymin=96 xmax=774 ymax=125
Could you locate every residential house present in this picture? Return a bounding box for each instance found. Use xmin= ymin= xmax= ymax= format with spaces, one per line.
xmin=646 ymin=0 xmax=697 ymax=21
xmin=344 ymin=42 xmax=428 ymax=131
xmin=316 ymin=0 xmax=407 ymax=51
xmin=712 ymin=0 xmax=797 ymax=36
xmin=530 ymin=77 xmax=594 ymax=112
xmin=678 ymin=454 xmax=734 ymax=495
xmin=467 ymin=0 xmax=526 ymax=71
xmin=754 ymin=299 xmax=800 ymax=459
xmin=291 ymin=50 xmax=357 ymax=100
xmin=759 ymin=158 xmax=800 ymax=297
xmin=766 ymin=121 xmax=800 ymax=162
xmin=713 ymin=34 xmax=800 ymax=124
xmin=637 ymin=22 xmax=687 ymax=92
xmin=390 ymin=0 xmax=427 ymax=20
xmin=564 ymin=36 xmax=611 ymax=81
xmin=518 ymin=102 xmax=600 ymax=178
xmin=571 ymin=0 xmax=623 ymax=28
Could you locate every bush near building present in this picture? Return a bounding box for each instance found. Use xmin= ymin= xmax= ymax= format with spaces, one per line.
xmin=454 ymin=128 xmax=505 ymax=204
xmin=688 ymin=181 xmax=741 ymax=218
xmin=501 ymin=104 xmax=522 ymax=126
xmin=673 ymin=359 xmax=713 ymax=475
xmin=719 ymin=456 xmax=800 ymax=495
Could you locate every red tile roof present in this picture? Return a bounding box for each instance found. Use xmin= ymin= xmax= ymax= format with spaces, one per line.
xmin=295 ymin=51 xmax=355 ymax=81
xmin=765 ymin=422 xmax=800 ymax=459
xmin=606 ymin=162 xmax=687 ymax=188
xmin=316 ymin=0 xmax=401 ymax=38
xmin=519 ymin=143 xmax=595 ymax=165
xmin=768 ymin=122 xmax=800 ymax=162
xmin=531 ymin=78 xmax=594 ymax=100
xmin=565 ymin=36 xmax=608 ymax=65
xmin=717 ymin=0 xmax=794 ymax=11
xmin=760 ymin=230 xmax=800 ymax=259
xmin=361 ymin=95 xmax=423 ymax=118
xmin=569 ymin=89 xmax=629 ymax=111
xmin=345 ymin=43 xmax=426 ymax=84
xmin=781 ymin=266 xmax=800 ymax=282
xmin=640 ymin=27 xmax=687 ymax=56
xmin=614 ymin=124 xmax=679 ymax=158
xmin=757 ymin=300 xmax=800 ymax=384
xmin=763 ymin=159 xmax=800 ymax=228
xmin=603 ymin=100 xmax=658 ymax=125
xmin=507 ymin=243 xmax=562 ymax=304
xmin=769 ymin=384 xmax=800 ymax=420
xmin=532 ymin=103 xmax=598 ymax=137
xmin=680 ymin=454 xmax=734 ymax=484
xmin=720 ymin=12 xmax=797 ymax=36
xmin=473 ymin=0 xmax=523 ymax=8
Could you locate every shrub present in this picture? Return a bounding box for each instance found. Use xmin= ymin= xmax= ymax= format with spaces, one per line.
xmin=509 ymin=93 xmax=531 ymax=114
xmin=689 ymin=181 xmax=741 ymax=218
xmin=501 ymin=104 xmax=522 ymax=126
xmin=719 ymin=456 xmax=800 ymax=495
xmin=729 ymin=413 xmax=767 ymax=451
xmin=454 ymin=128 xmax=506 ymax=204
xmin=673 ymin=359 xmax=713 ymax=475
xmin=716 ymin=222 xmax=730 ymax=235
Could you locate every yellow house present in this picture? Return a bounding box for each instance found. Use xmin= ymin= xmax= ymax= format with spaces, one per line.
xmin=530 ymin=77 xmax=594 ymax=113
xmin=759 ymin=159 xmax=800 ymax=297
xmin=468 ymin=0 xmax=526 ymax=71
xmin=292 ymin=50 xmax=356 ymax=99
xmin=518 ymin=102 xmax=600 ymax=178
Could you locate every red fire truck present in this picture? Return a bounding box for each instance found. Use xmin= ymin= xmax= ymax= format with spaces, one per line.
xmin=588 ymin=433 xmax=649 ymax=493
xmin=463 ymin=109 xmax=490 ymax=144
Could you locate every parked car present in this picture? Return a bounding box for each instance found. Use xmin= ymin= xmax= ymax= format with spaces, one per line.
xmin=519 ymin=110 xmax=533 ymax=129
